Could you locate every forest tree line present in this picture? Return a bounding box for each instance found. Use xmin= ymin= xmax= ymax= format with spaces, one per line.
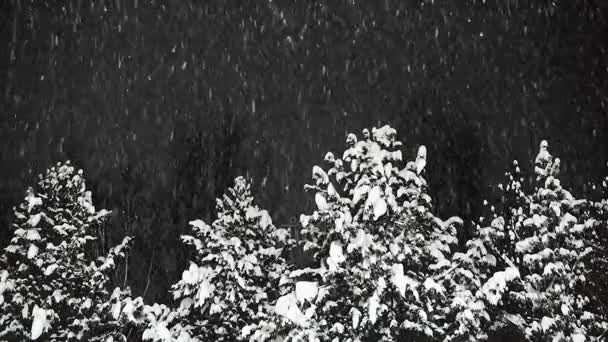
xmin=1 ymin=0 xmax=607 ymax=306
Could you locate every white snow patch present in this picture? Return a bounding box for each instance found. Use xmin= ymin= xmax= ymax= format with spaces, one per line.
xmin=515 ymin=236 xmax=539 ymax=254
xmin=28 ymin=214 xmax=42 ymax=227
xmin=372 ymin=125 xmax=397 ymax=147
xmin=245 ymin=206 xmax=260 ymax=220
xmin=300 ymin=214 xmax=311 ymax=228
xmin=327 ymin=241 xmax=346 ymax=271
xmin=352 ymin=184 xmax=370 ymax=205
xmin=27 ymin=244 xmax=39 ymax=259
xmin=259 ymin=210 xmax=272 ymax=228
xmin=181 ymin=263 xmax=199 ymax=284
xmin=31 ymin=305 xmax=46 ymax=340
xmin=351 ymin=307 xmax=361 ymax=329
xmin=295 ymin=281 xmax=318 ymax=303
xmin=481 ymin=267 xmax=520 ymax=305
xmin=367 ymin=186 xmax=382 ymax=206
xmin=0 ymin=273 xmax=7 ymax=304
xmin=348 ymin=229 xmax=373 ymax=255
xmin=44 ymin=264 xmax=58 ymax=276
xmin=26 ymin=229 xmax=41 ymax=241
xmin=391 ymin=264 xmax=419 ymax=300
xmin=180 ymin=297 xmax=194 ymax=311
xmin=423 ymin=278 xmax=444 ymax=294
xmin=368 ymin=293 xmax=380 ymax=324
xmin=327 ymin=182 xmax=337 ymax=197
xmin=155 ymin=323 xmax=172 ymax=341
xmin=571 ymin=333 xmax=586 ymax=342
xmin=541 ymin=316 xmax=554 ymax=332
xmin=415 ymin=146 xmax=427 ymax=175
xmin=331 ymin=322 xmax=345 ymax=334
xmin=312 ymin=165 xmax=329 ymax=185
xmin=373 ymin=197 xmax=387 ymax=220
xmin=335 ymin=214 xmax=345 ymax=233
xmin=26 ymin=192 xmax=43 ymax=212
xmin=276 ymin=293 xmax=308 ymax=326
xmin=315 ymin=192 xmax=329 ymax=211
xmin=111 ymin=301 xmax=122 ymax=320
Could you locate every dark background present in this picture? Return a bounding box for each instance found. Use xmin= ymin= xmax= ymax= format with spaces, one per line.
xmin=1 ymin=0 xmax=607 ymax=305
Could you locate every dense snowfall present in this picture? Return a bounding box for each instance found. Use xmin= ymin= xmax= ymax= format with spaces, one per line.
xmin=1 ymin=125 xmax=607 ymax=341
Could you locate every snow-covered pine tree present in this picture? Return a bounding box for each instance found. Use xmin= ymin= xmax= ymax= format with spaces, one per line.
xmin=451 ymin=160 xmax=528 ymax=341
xmin=0 ymin=161 xmax=133 ymax=341
xmin=142 ymin=176 xmax=290 ymax=341
xmin=587 ymin=170 xmax=608 ymax=328
xmin=464 ymin=142 xmax=608 ymax=341
xmin=273 ymin=125 xmax=485 ymax=341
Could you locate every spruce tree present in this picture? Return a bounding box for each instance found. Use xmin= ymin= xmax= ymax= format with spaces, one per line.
xmin=143 ymin=177 xmax=290 ymax=341
xmin=463 ymin=142 xmax=608 ymax=341
xmin=0 ymin=161 xmax=133 ymax=341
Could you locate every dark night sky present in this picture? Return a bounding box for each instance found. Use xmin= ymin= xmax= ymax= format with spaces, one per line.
xmin=1 ymin=0 xmax=607 ymax=303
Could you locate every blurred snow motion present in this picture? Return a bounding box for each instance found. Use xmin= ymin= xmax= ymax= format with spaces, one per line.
xmin=0 ymin=124 xmax=607 ymax=341
xmin=1 ymin=0 xmax=607 ymax=308
xmin=1 ymin=1 xmax=607 ymax=340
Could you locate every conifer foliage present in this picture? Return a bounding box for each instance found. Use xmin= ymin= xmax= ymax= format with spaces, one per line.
xmin=0 ymin=161 xmax=133 ymax=341
xmin=142 ymin=176 xmax=291 ymax=341
xmin=1 ymin=129 xmax=606 ymax=342
xmin=462 ymin=141 xmax=608 ymax=341
xmin=272 ymin=126 xmax=486 ymax=341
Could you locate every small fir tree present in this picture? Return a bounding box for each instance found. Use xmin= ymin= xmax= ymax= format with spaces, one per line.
xmin=0 ymin=161 xmax=133 ymax=341
xmin=142 ymin=177 xmax=290 ymax=341
xmin=463 ymin=141 xmax=608 ymax=341
xmin=273 ymin=126 xmax=486 ymax=341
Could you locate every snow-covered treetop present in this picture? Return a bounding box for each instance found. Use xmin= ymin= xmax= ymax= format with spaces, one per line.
xmin=141 ymin=177 xmax=290 ymax=341
xmin=4 ymin=161 xmax=113 ymax=263
xmin=273 ymin=125 xmax=472 ymax=341
xmin=35 ymin=161 xmax=98 ymax=213
xmin=303 ymin=125 xmax=434 ymax=228
xmin=464 ymin=141 xmax=608 ymax=341
xmin=298 ymin=125 xmax=463 ymax=264
xmin=534 ymin=139 xmax=560 ymax=184
xmin=211 ymin=176 xmax=279 ymax=239
xmin=0 ymin=161 xmax=134 ymax=341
